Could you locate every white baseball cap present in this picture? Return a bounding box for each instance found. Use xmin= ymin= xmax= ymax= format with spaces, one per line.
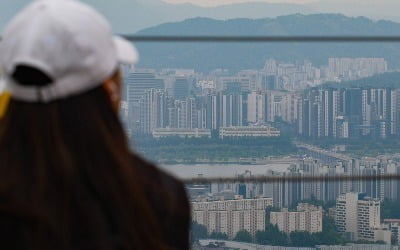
xmin=0 ymin=0 xmax=139 ymax=103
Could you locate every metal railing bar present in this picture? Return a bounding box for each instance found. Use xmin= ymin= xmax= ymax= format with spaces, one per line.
xmin=122 ymin=35 xmax=400 ymax=43
xmin=183 ymin=174 xmax=400 ymax=184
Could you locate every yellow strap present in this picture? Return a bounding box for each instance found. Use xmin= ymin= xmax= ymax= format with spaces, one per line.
xmin=0 ymin=92 xmax=10 ymax=119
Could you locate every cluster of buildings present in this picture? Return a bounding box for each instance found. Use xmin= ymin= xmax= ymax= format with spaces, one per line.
xmin=188 ymin=152 xmax=400 ymax=245
xmin=191 ymin=197 xmax=273 ymax=239
xmin=186 ymin=142 xmax=400 ymax=245
xmin=270 ymin=203 xmax=323 ymax=234
xmin=263 ymin=57 xmax=387 ymax=89
xmin=384 ymin=219 xmax=400 ymax=246
xmin=120 ymin=58 xmax=391 ymax=139
xmin=299 ymin=87 xmax=400 ymax=139
xmin=121 ymin=68 xmax=282 ymax=138
xmin=328 ymin=58 xmax=388 ymax=81
xmin=122 ymin=58 xmax=400 ymax=246
xmin=334 ymin=192 xmax=391 ymax=244
xmin=191 ymin=192 xmax=397 ymax=244
xmin=189 ymin=154 xmax=400 ymax=209
xmin=195 ymin=240 xmax=398 ymax=250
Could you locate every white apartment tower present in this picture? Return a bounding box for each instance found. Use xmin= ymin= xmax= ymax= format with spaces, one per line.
xmin=247 ymin=92 xmax=264 ymax=124
xmin=335 ymin=192 xmax=391 ymax=243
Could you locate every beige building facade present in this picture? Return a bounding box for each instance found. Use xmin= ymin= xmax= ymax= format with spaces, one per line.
xmin=192 ymin=198 xmax=273 ymax=239
xmin=270 ymin=203 xmax=323 ymax=234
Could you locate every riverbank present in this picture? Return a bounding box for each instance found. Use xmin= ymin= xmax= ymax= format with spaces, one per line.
xmin=131 ymin=136 xmax=298 ymax=164
xmin=159 ymin=163 xmax=293 ymax=179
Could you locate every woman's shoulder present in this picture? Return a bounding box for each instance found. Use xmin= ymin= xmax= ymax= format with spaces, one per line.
xmin=130 ymin=153 xmax=184 ymax=191
xmin=130 ymin=153 xmax=190 ymax=250
xmin=129 ymin=153 xmax=189 ymax=207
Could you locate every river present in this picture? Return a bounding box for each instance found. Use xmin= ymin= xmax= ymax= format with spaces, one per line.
xmin=158 ymin=163 xmax=292 ymax=179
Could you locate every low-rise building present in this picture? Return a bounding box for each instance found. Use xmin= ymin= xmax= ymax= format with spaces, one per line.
xmin=219 ymin=126 xmax=280 ymax=139
xmin=317 ymin=244 xmax=395 ymax=250
xmin=383 ymin=219 xmax=400 ymax=245
xmin=152 ymin=128 xmax=211 ymax=138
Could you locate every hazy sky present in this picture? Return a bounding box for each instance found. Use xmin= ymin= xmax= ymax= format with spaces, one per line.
xmin=163 ymin=0 xmax=398 ymax=7
xmin=163 ymin=0 xmax=318 ymax=6
xmin=0 ymin=0 xmax=399 ymax=33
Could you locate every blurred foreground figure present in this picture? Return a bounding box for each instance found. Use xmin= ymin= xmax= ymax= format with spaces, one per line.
xmin=0 ymin=0 xmax=190 ymax=249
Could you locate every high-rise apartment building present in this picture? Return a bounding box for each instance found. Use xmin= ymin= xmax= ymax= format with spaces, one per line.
xmin=220 ymin=77 xmax=250 ymax=93
xmin=335 ymin=193 xmax=391 ymax=243
xmin=124 ymin=69 xmax=165 ymax=133
xmin=138 ymin=88 xmax=167 ymax=134
xmin=192 ymin=198 xmax=273 ymax=239
xmin=247 ymin=92 xmax=264 ymax=124
xmin=328 ymin=58 xmax=388 ymax=80
xmin=270 ymin=203 xmax=323 ymax=234
xmin=173 ymin=77 xmax=190 ymax=100
xmin=125 ymin=69 xmax=165 ymax=104
xmin=205 ymin=93 xmax=220 ymax=130
xmin=221 ymin=94 xmax=244 ymax=127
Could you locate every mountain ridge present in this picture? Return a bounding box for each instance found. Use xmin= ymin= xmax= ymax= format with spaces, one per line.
xmin=322 ymin=71 xmax=400 ymax=89
xmin=1 ymin=1 xmax=400 ymax=34
xmin=137 ymin=14 xmax=400 ymax=35
xmin=134 ymin=14 xmax=400 ymax=72
xmin=82 ymin=0 xmax=314 ymax=33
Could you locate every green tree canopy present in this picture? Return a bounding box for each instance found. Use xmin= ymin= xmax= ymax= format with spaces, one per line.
xmin=290 ymin=231 xmax=315 ymax=247
xmin=234 ymin=230 xmax=253 ymax=243
xmin=256 ymin=218 xmax=345 ymax=247
xmin=191 ymin=221 xmax=208 ymax=242
xmin=209 ymin=232 xmax=229 ymax=240
xmin=313 ymin=217 xmax=345 ymax=246
xmin=381 ymin=200 xmax=400 ymax=220
xmin=256 ymin=224 xmax=288 ymax=246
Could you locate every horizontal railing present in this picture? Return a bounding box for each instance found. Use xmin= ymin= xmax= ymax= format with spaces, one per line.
xmin=183 ymin=174 xmax=400 ymax=184
xmin=122 ymin=35 xmax=400 ymax=43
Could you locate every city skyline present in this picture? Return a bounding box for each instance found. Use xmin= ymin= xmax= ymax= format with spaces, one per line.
xmin=121 ymin=57 xmax=394 ymax=139
xmin=187 ymin=144 xmax=400 ymax=246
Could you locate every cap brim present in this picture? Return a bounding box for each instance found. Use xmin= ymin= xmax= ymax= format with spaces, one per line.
xmin=113 ymin=36 xmax=139 ymax=64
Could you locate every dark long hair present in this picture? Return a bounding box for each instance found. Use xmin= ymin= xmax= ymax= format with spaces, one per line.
xmin=0 ymin=67 xmax=166 ymax=249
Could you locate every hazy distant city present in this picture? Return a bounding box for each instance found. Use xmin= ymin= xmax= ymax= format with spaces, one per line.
xmin=122 ymin=57 xmax=391 ymax=142
xmin=120 ymin=56 xmax=400 ymax=248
